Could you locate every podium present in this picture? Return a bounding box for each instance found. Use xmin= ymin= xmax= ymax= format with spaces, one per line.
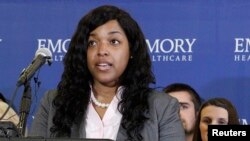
xmin=1 ymin=122 xmax=113 ymax=141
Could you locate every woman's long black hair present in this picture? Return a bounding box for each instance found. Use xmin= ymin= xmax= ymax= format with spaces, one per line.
xmin=50 ymin=5 xmax=155 ymax=141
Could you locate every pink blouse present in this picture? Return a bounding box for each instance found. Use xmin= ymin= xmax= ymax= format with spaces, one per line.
xmin=85 ymin=87 xmax=123 ymax=140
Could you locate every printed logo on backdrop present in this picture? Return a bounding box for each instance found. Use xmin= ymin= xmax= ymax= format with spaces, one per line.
xmin=234 ymin=38 xmax=250 ymax=62
xmin=37 ymin=39 xmax=70 ymax=62
xmin=146 ymin=38 xmax=196 ymax=62
xmin=239 ymin=118 xmax=248 ymax=125
xmin=0 ymin=38 xmax=2 ymax=47
xmin=37 ymin=38 xmax=197 ymax=62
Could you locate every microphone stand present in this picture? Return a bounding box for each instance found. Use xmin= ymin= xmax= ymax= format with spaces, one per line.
xmin=17 ymin=81 xmax=32 ymax=137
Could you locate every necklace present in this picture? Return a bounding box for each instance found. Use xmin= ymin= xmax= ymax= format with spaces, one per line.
xmin=91 ymin=94 xmax=110 ymax=108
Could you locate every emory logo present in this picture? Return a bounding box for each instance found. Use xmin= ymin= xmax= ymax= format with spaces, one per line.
xmin=37 ymin=38 xmax=197 ymax=62
xmin=239 ymin=118 xmax=248 ymax=125
xmin=146 ymin=38 xmax=196 ymax=62
xmin=234 ymin=38 xmax=250 ymax=62
xmin=37 ymin=39 xmax=70 ymax=62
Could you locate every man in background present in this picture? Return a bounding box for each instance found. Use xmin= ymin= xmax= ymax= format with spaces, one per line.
xmin=163 ymin=83 xmax=202 ymax=141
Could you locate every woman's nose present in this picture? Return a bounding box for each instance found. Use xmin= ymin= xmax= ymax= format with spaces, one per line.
xmin=211 ymin=121 xmax=218 ymax=125
xmin=97 ymin=43 xmax=109 ymax=56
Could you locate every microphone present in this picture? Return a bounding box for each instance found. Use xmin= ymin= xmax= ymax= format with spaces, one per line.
xmin=16 ymin=48 xmax=52 ymax=87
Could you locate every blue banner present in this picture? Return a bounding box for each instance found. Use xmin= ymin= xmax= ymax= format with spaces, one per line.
xmin=0 ymin=0 xmax=249 ymax=128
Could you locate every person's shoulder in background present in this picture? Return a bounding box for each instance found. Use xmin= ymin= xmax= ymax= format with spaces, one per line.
xmin=0 ymin=92 xmax=20 ymax=126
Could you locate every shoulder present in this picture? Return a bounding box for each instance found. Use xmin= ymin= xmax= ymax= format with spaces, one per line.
xmin=147 ymin=90 xmax=180 ymax=118
xmin=144 ymin=90 xmax=185 ymax=140
xmin=40 ymin=89 xmax=58 ymax=106
xmin=0 ymin=101 xmax=19 ymax=126
xmin=148 ymin=90 xmax=179 ymax=107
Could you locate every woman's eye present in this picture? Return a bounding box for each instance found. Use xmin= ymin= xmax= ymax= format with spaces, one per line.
xmin=218 ymin=122 xmax=226 ymax=125
xmin=88 ymin=40 xmax=96 ymax=47
xmin=202 ymin=118 xmax=211 ymax=124
xmin=218 ymin=120 xmax=228 ymax=125
xmin=111 ymin=40 xmax=120 ymax=45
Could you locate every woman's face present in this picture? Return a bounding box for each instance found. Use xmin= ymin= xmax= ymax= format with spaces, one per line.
xmin=199 ymin=105 xmax=229 ymax=141
xmin=87 ymin=20 xmax=130 ymax=87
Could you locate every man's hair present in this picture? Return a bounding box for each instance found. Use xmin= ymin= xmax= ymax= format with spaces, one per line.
xmin=163 ymin=83 xmax=202 ymax=112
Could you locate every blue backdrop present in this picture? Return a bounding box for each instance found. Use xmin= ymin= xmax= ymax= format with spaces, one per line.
xmin=0 ymin=0 xmax=249 ymax=129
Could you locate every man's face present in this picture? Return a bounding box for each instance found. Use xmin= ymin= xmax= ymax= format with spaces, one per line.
xmin=169 ymin=91 xmax=197 ymax=135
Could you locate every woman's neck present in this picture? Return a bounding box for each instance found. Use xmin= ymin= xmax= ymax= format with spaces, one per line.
xmin=92 ymin=83 xmax=118 ymax=103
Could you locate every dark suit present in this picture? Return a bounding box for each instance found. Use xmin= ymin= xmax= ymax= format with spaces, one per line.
xmin=29 ymin=90 xmax=185 ymax=141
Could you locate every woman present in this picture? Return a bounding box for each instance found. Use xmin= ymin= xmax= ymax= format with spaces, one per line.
xmin=192 ymin=97 xmax=240 ymax=141
xmin=29 ymin=5 xmax=185 ymax=141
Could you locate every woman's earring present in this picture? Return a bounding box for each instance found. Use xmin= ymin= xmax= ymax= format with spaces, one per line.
xmin=130 ymin=56 xmax=133 ymax=59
